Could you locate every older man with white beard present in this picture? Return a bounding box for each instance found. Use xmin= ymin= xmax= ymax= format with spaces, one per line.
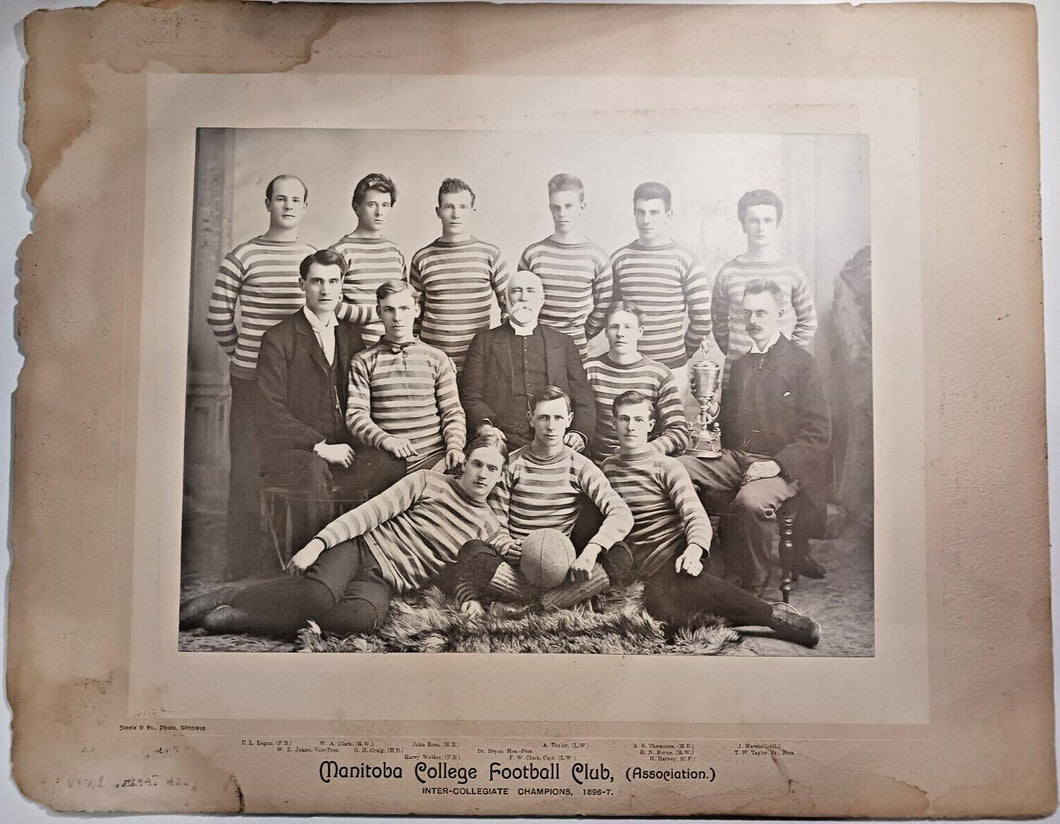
xmin=459 ymin=270 xmax=595 ymax=451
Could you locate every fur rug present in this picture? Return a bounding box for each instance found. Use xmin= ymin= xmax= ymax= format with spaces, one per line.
xmin=295 ymin=582 xmax=741 ymax=655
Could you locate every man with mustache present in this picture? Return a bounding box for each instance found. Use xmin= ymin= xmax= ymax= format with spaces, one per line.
xmin=459 ymin=270 xmax=594 ymax=452
xmin=679 ymin=278 xmax=831 ymax=594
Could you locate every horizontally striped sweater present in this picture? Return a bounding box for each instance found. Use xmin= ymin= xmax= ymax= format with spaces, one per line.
xmin=490 ymin=445 xmax=632 ymax=549
xmin=328 ymin=234 xmax=407 ymax=345
xmin=207 ymin=236 xmax=316 ymax=379
xmin=711 ymin=257 xmax=817 ymax=357
xmin=601 ymin=448 xmax=714 ymax=577
xmin=609 ymin=240 xmax=712 ymax=368
xmin=345 ymin=339 xmax=465 ymax=468
xmin=584 ymin=354 xmax=690 ymax=460
xmin=410 ymin=237 xmax=511 ymax=371
xmin=317 ymin=470 xmax=516 ymax=593
xmin=518 ymin=237 xmax=613 ymax=357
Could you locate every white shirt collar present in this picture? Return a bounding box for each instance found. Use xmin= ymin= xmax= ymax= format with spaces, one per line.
xmin=302 ymin=306 xmax=337 ymax=330
xmin=509 ymin=319 xmax=538 ymax=337
xmin=751 ymin=330 xmax=782 ymax=354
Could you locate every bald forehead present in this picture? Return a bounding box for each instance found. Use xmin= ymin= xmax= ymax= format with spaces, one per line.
xmin=508 ymin=271 xmax=543 ymax=293
xmin=268 ymin=175 xmax=308 ymax=200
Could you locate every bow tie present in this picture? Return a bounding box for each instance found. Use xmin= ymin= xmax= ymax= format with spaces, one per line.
xmin=382 ymin=339 xmax=417 ymax=356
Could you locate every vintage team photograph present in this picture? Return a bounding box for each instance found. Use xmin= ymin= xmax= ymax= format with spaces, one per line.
xmin=177 ymin=128 xmax=872 ymax=656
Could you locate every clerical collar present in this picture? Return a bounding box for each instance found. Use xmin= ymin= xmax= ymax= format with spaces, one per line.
xmin=509 ymin=320 xmax=538 ymax=337
xmin=751 ymin=331 xmax=782 ymax=354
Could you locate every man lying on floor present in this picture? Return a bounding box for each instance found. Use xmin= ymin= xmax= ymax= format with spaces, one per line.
xmin=179 ymin=427 xmax=516 ymax=637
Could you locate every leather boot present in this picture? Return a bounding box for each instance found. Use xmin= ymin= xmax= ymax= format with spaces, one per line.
xmin=768 ymin=602 xmax=821 ymax=648
xmin=179 ymin=583 xmax=243 ymax=629
xmin=201 ymin=605 xmax=258 ymax=635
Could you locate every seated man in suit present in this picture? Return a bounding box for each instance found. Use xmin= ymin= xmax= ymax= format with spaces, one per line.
xmin=679 ymin=278 xmax=831 ymax=594
xmin=255 ymin=249 xmax=368 ymax=554
xmin=459 ymin=269 xmax=594 ymax=452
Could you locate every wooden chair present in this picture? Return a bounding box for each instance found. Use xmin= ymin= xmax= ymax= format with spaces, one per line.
xmin=260 ymin=486 xmax=373 ymax=569
xmin=709 ymin=496 xmax=800 ymax=604
xmin=775 ymin=498 xmax=799 ymax=604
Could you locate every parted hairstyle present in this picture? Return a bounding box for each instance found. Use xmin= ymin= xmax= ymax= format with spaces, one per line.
xmin=741 ymin=277 xmax=785 ymax=305
xmin=737 ymin=189 xmax=784 ymax=224
xmin=547 ymin=173 xmax=585 ymax=200
xmin=352 ymin=172 xmax=397 ymax=208
xmin=466 ymin=423 xmax=509 ymax=463
xmin=438 ymin=177 xmax=476 ymax=207
xmin=529 ymin=385 xmax=572 ymax=415
xmin=604 ymin=299 xmax=646 ymax=328
xmin=612 ymin=389 xmax=654 ymax=419
xmin=265 ymin=174 xmax=308 ymax=202
xmin=375 ymin=279 xmax=418 ymax=302
xmin=299 ymin=248 xmax=345 ymax=279
xmin=633 ymin=181 xmax=671 ymax=211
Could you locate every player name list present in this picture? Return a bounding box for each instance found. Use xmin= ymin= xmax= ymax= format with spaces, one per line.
xmin=244 ymin=734 xmax=720 ymax=803
xmin=115 ymin=724 xmax=803 ymax=811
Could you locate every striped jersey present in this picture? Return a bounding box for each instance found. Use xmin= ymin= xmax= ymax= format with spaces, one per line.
xmin=610 ymin=240 xmax=712 ymax=369
xmin=316 ymin=470 xmax=515 ymax=593
xmin=207 ymin=236 xmax=316 ymax=379
xmin=328 ymin=234 xmax=407 ymax=345
xmin=346 ymin=339 xmax=466 ymax=468
xmin=584 ymin=355 xmax=690 ymax=459
xmin=490 ymin=445 xmax=632 ymax=549
xmin=712 ymin=257 xmax=818 ymax=358
xmin=601 ymin=448 xmax=714 ymax=577
xmin=518 ymin=237 xmax=613 ymax=357
xmin=409 ymin=237 xmax=511 ymax=371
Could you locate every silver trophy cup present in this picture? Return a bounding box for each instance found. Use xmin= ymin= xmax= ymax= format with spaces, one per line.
xmin=686 ymin=359 xmax=722 ymax=458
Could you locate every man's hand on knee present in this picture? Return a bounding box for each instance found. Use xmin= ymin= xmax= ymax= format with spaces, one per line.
xmin=742 ymin=459 xmax=781 ymax=483
xmin=287 ymin=537 xmax=326 ymax=574
xmin=316 ymin=443 xmax=355 ymax=467
xmin=675 ymin=543 xmax=706 ymax=577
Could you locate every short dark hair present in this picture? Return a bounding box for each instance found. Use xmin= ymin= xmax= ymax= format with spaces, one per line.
xmin=299 ymin=248 xmax=345 ymax=280
xmin=741 ymin=278 xmax=784 ymax=305
xmin=438 ymin=177 xmax=475 ymax=207
xmin=547 ymin=173 xmax=584 ymax=200
xmin=737 ymin=189 xmax=783 ymax=224
xmin=604 ymin=299 xmax=645 ymax=327
xmin=265 ymin=174 xmax=308 ymax=202
xmin=612 ymin=389 xmax=654 ymax=418
xmin=529 ymin=386 xmax=572 ymax=416
xmin=633 ymin=181 xmax=671 ymax=211
xmin=376 ymin=279 xmax=416 ymax=302
xmin=352 ymin=172 xmax=397 ymax=208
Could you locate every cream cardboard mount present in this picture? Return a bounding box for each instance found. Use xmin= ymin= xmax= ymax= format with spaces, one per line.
xmin=10 ymin=1 xmax=1055 ymax=817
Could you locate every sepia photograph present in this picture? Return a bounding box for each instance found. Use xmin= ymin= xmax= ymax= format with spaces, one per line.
xmin=177 ymin=127 xmax=873 ymax=657
xmin=9 ymin=1 xmax=1054 ymax=817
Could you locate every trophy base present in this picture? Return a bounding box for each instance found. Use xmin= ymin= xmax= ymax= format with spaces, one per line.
xmin=684 ymin=446 xmax=722 ymax=459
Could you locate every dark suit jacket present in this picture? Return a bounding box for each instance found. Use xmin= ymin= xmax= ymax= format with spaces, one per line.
xmin=720 ymin=334 xmax=831 ymax=536
xmin=255 ymin=310 xmax=365 ymax=455
xmin=459 ymin=322 xmax=595 ymax=450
